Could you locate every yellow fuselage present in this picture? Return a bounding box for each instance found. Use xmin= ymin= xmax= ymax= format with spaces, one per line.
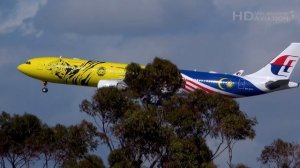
xmin=17 ymin=57 xmax=128 ymax=87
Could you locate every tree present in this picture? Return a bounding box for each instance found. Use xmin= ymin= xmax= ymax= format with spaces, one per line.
xmin=162 ymin=90 xmax=257 ymax=167
xmin=114 ymin=107 xmax=172 ymax=167
xmin=108 ymin=148 xmax=140 ymax=168
xmin=80 ymin=87 xmax=134 ymax=152
xmin=0 ymin=112 xmax=43 ymax=168
xmin=35 ymin=124 xmax=56 ymax=168
xmin=51 ymin=121 xmax=99 ymax=167
xmin=164 ymin=136 xmax=213 ymax=167
xmin=77 ymin=154 xmax=105 ymax=168
xmin=258 ymin=139 xmax=300 ymax=168
xmin=0 ymin=112 xmax=100 ymax=168
xmin=124 ymin=57 xmax=183 ymax=99
xmin=62 ymin=154 xmax=105 ymax=168
xmin=81 ymin=57 xmax=257 ymax=167
xmin=208 ymin=93 xmax=256 ymax=167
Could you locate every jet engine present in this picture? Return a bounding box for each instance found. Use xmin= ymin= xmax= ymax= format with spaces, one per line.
xmin=97 ymin=80 xmax=127 ymax=90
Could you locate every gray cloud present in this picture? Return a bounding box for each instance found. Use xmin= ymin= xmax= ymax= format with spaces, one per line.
xmin=0 ymin=0 xmax=47 ymax=35
xmin=35 ymin=0 xmax=215 ymax=35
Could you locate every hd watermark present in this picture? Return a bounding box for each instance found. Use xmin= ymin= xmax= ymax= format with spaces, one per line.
xmin=232 ymin=11 xmax=295 ymax=23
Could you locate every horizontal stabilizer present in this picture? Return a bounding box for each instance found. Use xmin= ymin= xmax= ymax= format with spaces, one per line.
xmin=233 ymin=70 xmax=244 ymax=76
xmin=265 ymin=80 xmax=289 ymax=90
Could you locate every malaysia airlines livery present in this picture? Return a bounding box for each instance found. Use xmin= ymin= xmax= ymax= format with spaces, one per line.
xmin=17 ymin=43 xmax=300 ymax=98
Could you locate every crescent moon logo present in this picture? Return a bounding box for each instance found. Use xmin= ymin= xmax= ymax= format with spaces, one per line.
xmin=218 ymin=78 xmax=227 ymax=90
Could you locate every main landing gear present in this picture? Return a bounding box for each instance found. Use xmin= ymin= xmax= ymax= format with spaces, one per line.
xmin=42 ymin=81 xmax=48 ymax=93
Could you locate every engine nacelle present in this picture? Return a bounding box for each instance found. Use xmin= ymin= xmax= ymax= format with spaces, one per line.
xmin=97 ymin=80 xmax=127 ymax=90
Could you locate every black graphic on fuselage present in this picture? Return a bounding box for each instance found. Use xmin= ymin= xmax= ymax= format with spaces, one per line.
xmin=47 ymin=59 xmax=103 ymax=86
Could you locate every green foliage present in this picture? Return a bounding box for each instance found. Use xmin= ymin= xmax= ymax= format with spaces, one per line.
xmin=52 ymin=121 xmax=99 ymax=163
xmin=125 ymin=57 xmax=183 ymax=98
xmin=163 ymin=90 xmax=257 ymax=141
xmin=81 ymin=57 xmax=257 ymax=167
xmin=80 ymin=86 xmax=132 ymax=123
xmin=165 ymin=137 xmax=212 ymax=168
xmin=115 ymin=108 xmax=170 ymax=158
xmin=0 ymin=112 xmax=100 ymax=168
xmin=124 ymin=62 xmax=145 ymax=96
xmin=108 ymin=148 xmax=140 ymax=168
xmin=80 ymin=86 xmax=136 ymax=152
xmin=0 ymin=112 xmax=43 ymax=167
xmin=63 ymin=154 xmax=105 ymax=168
xmin=258 ymin=139 xmax=300 ymax=168
xmin=78 ymin=155 xmax=105 ymax=168
xmin=211 ymin=93 xmax=256 ymax=140
xmin=162 ymin=90 xmax=257 ymax=167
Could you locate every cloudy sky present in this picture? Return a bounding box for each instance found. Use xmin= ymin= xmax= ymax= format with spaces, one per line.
xmin=1 ymin=0 xmax=300 ymax=167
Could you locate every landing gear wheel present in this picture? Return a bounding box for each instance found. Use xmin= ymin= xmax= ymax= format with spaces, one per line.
xmin=42 ymin=88 xmax=48 ymax=93
xmin=42 ymin=81 xmax=48 ymax=93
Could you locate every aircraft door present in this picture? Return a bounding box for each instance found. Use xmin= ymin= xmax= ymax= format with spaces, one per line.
xmin=238 ymin=79 xmax=245 ymax=89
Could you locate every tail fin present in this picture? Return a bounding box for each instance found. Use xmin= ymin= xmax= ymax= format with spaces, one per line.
xmin=247 ymin=43 xmax=300 ymax=80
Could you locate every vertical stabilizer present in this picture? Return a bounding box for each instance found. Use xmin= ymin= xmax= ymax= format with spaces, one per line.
xmin=247 ymin=43 xmax=300 ymax=80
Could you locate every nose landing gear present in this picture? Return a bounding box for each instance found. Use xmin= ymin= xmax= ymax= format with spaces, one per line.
xmin=42 ymin=82 xmax=48 ymax=93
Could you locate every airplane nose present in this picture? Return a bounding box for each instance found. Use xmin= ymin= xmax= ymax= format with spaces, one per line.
xmin=17 ymin=64 xmax=29 ymax=74
xmin=17 ymin=64 xmax=25 ymax=72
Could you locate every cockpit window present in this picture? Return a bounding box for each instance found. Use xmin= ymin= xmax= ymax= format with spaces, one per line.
xmin=26 ymin=61 xmax=31 ymax=64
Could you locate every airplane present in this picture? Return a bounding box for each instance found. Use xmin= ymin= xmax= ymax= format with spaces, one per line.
xmin=17 ymin=43 xmax=300 ymax=98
